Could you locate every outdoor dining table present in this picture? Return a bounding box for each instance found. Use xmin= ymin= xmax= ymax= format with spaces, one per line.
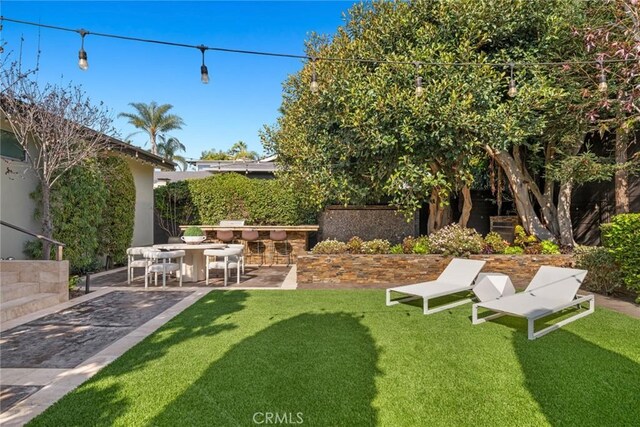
xmin=153 ymin=243 xmax=227 ymax=283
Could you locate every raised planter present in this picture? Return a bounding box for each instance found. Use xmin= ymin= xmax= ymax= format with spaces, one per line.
xmin=296 ymin=254 xmax=574 ymax=288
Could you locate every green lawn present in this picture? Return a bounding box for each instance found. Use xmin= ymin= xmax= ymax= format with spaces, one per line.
xmin=30 ymin=290 xmax=640 ymax=426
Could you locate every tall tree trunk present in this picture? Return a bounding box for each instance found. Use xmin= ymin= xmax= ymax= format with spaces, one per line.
xmin=557 ymin=180 xmax=575 ymax=247
xmin=459 ymin=185 xmax=472 ymax=227
xmin=615 ymin=129 xmax=629 ymax=214
xmin=150 ymin=130 xmax=158 ymax=155
xmin=427 ymin=189 xmax=439 ymax=234
xmin=485 ymin=146 xmax=555 ymax=241
xmin=41 ymin=184 xmax=52 ymax=260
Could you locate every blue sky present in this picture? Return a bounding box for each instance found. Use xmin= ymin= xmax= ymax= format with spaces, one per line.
xmin=1 ymin=1 xmax=354 ymax=160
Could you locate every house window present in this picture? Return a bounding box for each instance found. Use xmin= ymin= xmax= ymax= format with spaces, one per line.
xmin=0 ymin=130 xmax=26 ymax=161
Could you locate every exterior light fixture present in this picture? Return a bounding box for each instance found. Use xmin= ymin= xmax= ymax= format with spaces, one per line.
xmin=78 ymin=29 xmax=89 ymax=71
xmin=414 ymin=62 xmax=424 ymax=98
xmin=507 ymin=63 xmax=517 ymax=97
xmin=310 ymin=57 xmax=319 ymax=94
xmin=598 ymin=60 xmax=608 ymax=93
xmin=199 ymin=45 xmax=209 ymax=84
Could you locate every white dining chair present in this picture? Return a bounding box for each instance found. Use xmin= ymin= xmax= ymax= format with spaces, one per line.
xmin=204 ymin=247 xmax=243 ymax=286
xmin=127 ymin=246 xmax=157 ymax=284
xmin=144 ymin=250 xmax=185 ymax=288
xmin=227 ymin=244 xmax=246 ymax=274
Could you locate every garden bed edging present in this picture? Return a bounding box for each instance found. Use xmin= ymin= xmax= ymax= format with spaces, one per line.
xmin=296 ymin=254 xmax=574 ymax=288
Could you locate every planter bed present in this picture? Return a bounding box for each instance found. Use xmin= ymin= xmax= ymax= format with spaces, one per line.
xmin=296 ymin=254 xmax=573 ymax=288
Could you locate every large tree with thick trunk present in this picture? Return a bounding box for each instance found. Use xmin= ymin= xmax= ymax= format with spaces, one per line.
xmin=264 ymin=0 xmax=624 ymax=240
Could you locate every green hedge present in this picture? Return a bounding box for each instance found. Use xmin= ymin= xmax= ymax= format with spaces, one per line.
xmin=26 ymin=160 xmax=107 ymax=274
xmin=25 ymin=156 xmax=136 ymax=274
xmin=98 ymin=156 xmax=135 ymax=266
xmin=156 ymin=173 xmax=317 ymax=227
xmin=601 ymin=213 xmax=640 ymax=302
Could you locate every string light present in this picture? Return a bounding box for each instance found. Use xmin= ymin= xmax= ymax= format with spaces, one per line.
xmin=414 ymin=62 xmax=424 ymax=98
xmin=310 ymin=57 xmax=319 ymax=94
xmin=198 ymin=45 xmax=209 ymax=84
xmin=1 ymin=16 xmax=634 ymax=95
xmin=598 ymin=59 xmax=608 ymax=93
xmin=507 ymin=63 xmax=517 ymax=97
xmin=78 ymin=29 xmax=88 ymax=71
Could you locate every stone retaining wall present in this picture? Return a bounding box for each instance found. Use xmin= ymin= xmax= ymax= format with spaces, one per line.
xmin=296 ymin=254 xmax=574 ymax=288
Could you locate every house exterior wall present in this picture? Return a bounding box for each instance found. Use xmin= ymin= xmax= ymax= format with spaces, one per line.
xmin=122 ymin=156 xmax=155 ymax=246
xmin=0 ymin=155 xmax=41 ymax=259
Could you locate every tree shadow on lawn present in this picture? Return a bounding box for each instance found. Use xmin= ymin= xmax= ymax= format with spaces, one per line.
xmin=149 ymin=312 xmax=380 ymax=426
xmin=28 ymin=290 xmax=249 ymax=426
xmin=503 ymin=315 xmax=640 ymax=426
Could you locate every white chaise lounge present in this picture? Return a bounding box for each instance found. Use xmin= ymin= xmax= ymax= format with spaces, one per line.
xmin=386 ymin=258 xmax=486 ymax=314
xmin=472 ymin=266 xmax=593 ymax=340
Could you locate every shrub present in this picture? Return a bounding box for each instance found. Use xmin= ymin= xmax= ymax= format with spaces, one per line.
xmin=504 ymin=246 xmax=525 ymax=255
xmin=97 ymin=156 xmax=135 ymax=267
xmin=601 ymin=213 xmax=640 ymax=302
xmin=429 ymin=224 xmax=484 ymax=256
xmin=513 ymin=225 xmax=539 ymax=247
xmin=484 ymin=232 xmax=509 ymax=254
xmin=574 ymin=246 xmax=624 ymax=295
xmin=346 ymin=236 xmax=364 ymax=254
xmin=540 ymin=240 xmax=560 ymax=254
xmin=361 ymin=239 xmax=391 ymax=254
xmin=402 ymin=236 xmax=416 ymax=253
xmin=312 ymin=239 xmax=348 ymax=254
xmin=390 ymin=244 xmax=403 ymax=254
xmin=25 ymin=161 xmax=107 ymax=274
xmin=184 ymin=226 xmax=204 ymax=236
xmin=524 ymin=243 xmax=543 ymax=255
xmin=413 ymin=236 xmax=431 ymax=254
xmin=183 ymin=174 xmax=317 ymax=226
xmin=154 ymin=181 xmax=197 ymax=237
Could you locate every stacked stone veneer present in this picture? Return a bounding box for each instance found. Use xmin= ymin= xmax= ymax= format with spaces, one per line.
xmin=296 ymin=254 xmax=574 ymax=288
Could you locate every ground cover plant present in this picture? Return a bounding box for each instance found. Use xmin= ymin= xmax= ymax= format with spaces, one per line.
xmin=30 ymin=290 xmax=640 ymax=426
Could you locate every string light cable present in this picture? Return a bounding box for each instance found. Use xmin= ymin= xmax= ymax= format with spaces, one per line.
xmin=1 ymin=16 xmax=635 ymax=91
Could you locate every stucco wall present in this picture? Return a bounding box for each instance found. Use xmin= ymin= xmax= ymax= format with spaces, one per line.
xmin=0 ymin=156 xmax=41 ymax=259
xmin=122 ymin=156 xmax=155 ymax=246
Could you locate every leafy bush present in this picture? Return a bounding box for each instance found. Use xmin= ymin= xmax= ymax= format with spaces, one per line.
xmin=601 ymin=213 xmax=640 ymax=301
xmin=184 ymin=226 xmax=204 ymax=236
xmin=540 ymin=240 xmax=560 ymax=254
xmin=390 ymin=244 xmax=403 ymax=254
xmin=513 ymin=225 xmax=538 ymax=247
xmin=504 ymin=246 xmax=525 ymax=255
xmin=574 ymin=246 xmax=624 ymax=295
xmin=483 ymin=232 xmax=509 ymax=254
xmin=311 ymin=239 xmax=348 ymax=254
xmin=524 ymin=243 xmax=542 ymax=255
xmin=346 ymin=236 xmax=364 ymax=254
xmin=401 ymin=235 xmax=431 ymax=254
xmin=361 ymin=239 xmax=391 ymax=254
xmin=97 ymin=156 xmax=135 ymax=266
xmin=184 ymin=174 xmax=316 ymax=226
xmin=154 ymin=181 xmax=197 ymax=237
xmin=429 ymin=224 xmax=484 ymax=256
xmin=25 ymin=161 xmax=107 ymax=274
xmin=401 ymin=236 xmax=417 ymax=253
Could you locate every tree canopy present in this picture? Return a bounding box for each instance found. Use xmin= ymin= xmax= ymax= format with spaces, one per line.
xmin=119 ymin=101 xmax=184 ymax=155
xmin=263 ymin=0 xmax=634 ymax=242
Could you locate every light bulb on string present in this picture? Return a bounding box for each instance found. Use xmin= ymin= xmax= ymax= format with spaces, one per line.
xmin=414 ymin=62 xmax=424 ymax=97
xmin=199 ymin=46 xmax=209 ymax=84
xmin=310 ymin=57 xmax=319 ymax=94
xmin=598 ymin=60 xmax=608 ymax=93
xmin=78 ymin=29 xmax=89 ymax=71
xmin=507 ymin=63 xmax=517 ymax=97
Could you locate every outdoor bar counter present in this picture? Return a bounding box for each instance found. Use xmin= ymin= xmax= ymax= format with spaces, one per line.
xmin=179 ymin=225 xmax=319 ymax=264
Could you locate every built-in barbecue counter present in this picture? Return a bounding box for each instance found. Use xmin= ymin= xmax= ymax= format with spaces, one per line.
xmin=179 ymin=224 xmax=319 ymax=264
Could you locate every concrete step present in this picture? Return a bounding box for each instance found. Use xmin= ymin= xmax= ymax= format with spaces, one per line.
xmin=0 ymin=293 xmax=61 ymax=323
xmin=0 ymin=271 xmax=19 ymax=285
xmin=1 ymin=282 xmax=40 ymax=303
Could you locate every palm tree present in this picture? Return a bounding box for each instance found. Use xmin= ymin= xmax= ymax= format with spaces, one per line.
xmin=118 ymin=102 xmax=184 ymax=154
xmin=228 ymin=141 xmax=259 ymax=160
xmin=157 ymin=135 xmax=188 ymax=171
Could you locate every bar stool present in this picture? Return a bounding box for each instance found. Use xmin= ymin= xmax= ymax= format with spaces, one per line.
xmin=270 ymin=230 xmax=291 ymax=265
xmin=241 ymin=229 xmax=264 ymax=265
xmin=216 ymin=229 xmax=235 ymax=244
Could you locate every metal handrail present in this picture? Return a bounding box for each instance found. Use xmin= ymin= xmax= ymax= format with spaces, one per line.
xmin=0 ymin=220 xmax=65 ymax=261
